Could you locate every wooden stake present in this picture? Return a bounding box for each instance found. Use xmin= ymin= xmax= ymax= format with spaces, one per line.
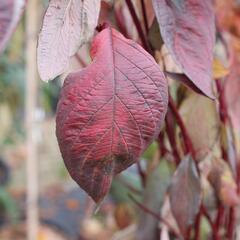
xmin=25 ymin=0 xmax=39 ymax=239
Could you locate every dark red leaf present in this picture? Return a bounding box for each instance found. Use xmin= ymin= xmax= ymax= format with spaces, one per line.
xmin=0 ymin=0 xmax=25 ymax=53
xmin=152 ymin=0 xmax=216 ymax=98
xmin=56 ymin=26 xmax=168 ymax=202
xmin=169 ymin=155 xmax=201 ymax=237
xmin=165 ymin=72 xmax=203 ymax=95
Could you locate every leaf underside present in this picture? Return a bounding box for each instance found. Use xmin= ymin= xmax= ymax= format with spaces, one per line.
xmin=152 ymin=0 xmax=216 ymax=98
xmin=56 ymin=27 xmax=168 ymax=202
xmin=37 ymin=0 xmax=101 ymax=82
xmin=0 ymin=0 xmax=25 ymax=54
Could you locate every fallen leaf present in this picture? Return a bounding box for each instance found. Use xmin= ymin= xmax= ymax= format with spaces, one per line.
xmin=37 ymin=0 xmax=101 ymax=81
xmin=169 ymin=155 xmax=201 ymax=237
xmin=56 ymin=26 xmax=168 ymax=202
xmin=152 ymin=0 xmax=216 ymax=98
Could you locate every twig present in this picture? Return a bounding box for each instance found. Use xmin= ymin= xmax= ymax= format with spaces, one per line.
xmin=136 ymin=161 xmax=146 ymax=187
xmin=168 ymin=95 xmax=195 ymax=157
xmin=158 ymin=132 xmax=171 ymax=157
xmin=125 ymin=0 xmax=151 ymax=53
xmin=140 ymin=0 xmax=148 ymax=33
xmin=129 ymin=194 xmax=181 ymax=239
xmin=201 ymin=205 xmax=221 ymax=240
xmin=115 ymin=7 xmax=130 ymax=38
xmin=227 ymin=207 xmax=235 ymax=240
xmin=165 ymin=111 xmax=181 ymax=165
xmin=194 ymin=210 xmax=201 ymax=240
xmin=214 ymin=204 xmax=225 ymax=240
xmin=75 ymin=54 xmax=87 ymax=67
xmin=116 ymin=175 xmax=142 ymax=195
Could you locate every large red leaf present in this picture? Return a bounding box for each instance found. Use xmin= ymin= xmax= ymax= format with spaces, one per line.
xmin=56 ymin=26 xmax=168 ymax=202
xmin=152 ymin=0 xmax=215 ymax=98
xmin=0 ymin=0 xmax=25 ymax=53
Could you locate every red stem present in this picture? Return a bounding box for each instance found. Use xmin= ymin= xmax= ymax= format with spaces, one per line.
xmin=129 ymin=194 xmax=181 ymax=238
xmin=136 ymin=160 xmax=146 ymax=187
xmin=214 ymin=204 xmax=225 ymax=239
xmin=227 ymin=207 xmax=235 ymax=239
xmin=140 ymin=0 xmax=149 ymax=33
xmin=165 ymin=111 xmax=181 ymax=165
xmin=216 ymin=79 xmax=230 ymax=162
xmin=168 ymin=95 xmax=195 ymax=157
xmin=201 ymin=205 xmax=220 ymax=240
xmin=116 ymin=176 xmax=141 ymax=195
xmin=115 ymin=7 xmax=130 ymax=38
xmin=216 ymin=80 xmax=229 ymax=124
xmin=194 ymin=211 xmax=201 ymax=240
xmin=158 ymin=132 xmax=171 ymax=157
xmin=125 ymin=0 xmax=151 ymax=53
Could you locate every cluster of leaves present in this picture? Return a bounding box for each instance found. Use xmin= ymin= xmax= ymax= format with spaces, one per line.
xmin=1 ymin=0 xmax=240 ymax=239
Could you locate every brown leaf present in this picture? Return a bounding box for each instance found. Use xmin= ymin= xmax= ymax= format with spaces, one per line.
xmin=180 ymin=92 xmax=220 ymax=161
xmin=169 ymin=156 xmax=201 ymax=237
xmin=148 ymin=18 xmax=163 ymax=50
xmin=208 ymin=158 xmax=240 ymax=206
xmin=37 ymin=0 xmax=101 ymax=81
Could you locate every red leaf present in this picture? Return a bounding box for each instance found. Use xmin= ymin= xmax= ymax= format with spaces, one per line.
xmin=56 ymin=26 xmax=168 ymax=202
xmin=0 ymin=0 xmax=25 ymax=54
xmin=152 ymin=0 xmax=215 ymax=98
xmin=169 ymin=155 xmax=201 ymax=237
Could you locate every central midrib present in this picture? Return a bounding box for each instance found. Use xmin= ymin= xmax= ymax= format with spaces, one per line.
xmin=109 ymin=28 xmax=117 ymax=160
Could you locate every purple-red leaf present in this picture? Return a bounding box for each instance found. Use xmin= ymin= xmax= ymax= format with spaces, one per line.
xmin=169 ymin=155 xmax=201 ymax=237
xmin=152 ymin=0 xmax=216 ymax=98
xmin=56 ymin=26 xmax=168 ymax=202
xmin=0 ymin=0 xmax=25 ymax=54
xmin=37 ymin=0 xmax=101 ymax=82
